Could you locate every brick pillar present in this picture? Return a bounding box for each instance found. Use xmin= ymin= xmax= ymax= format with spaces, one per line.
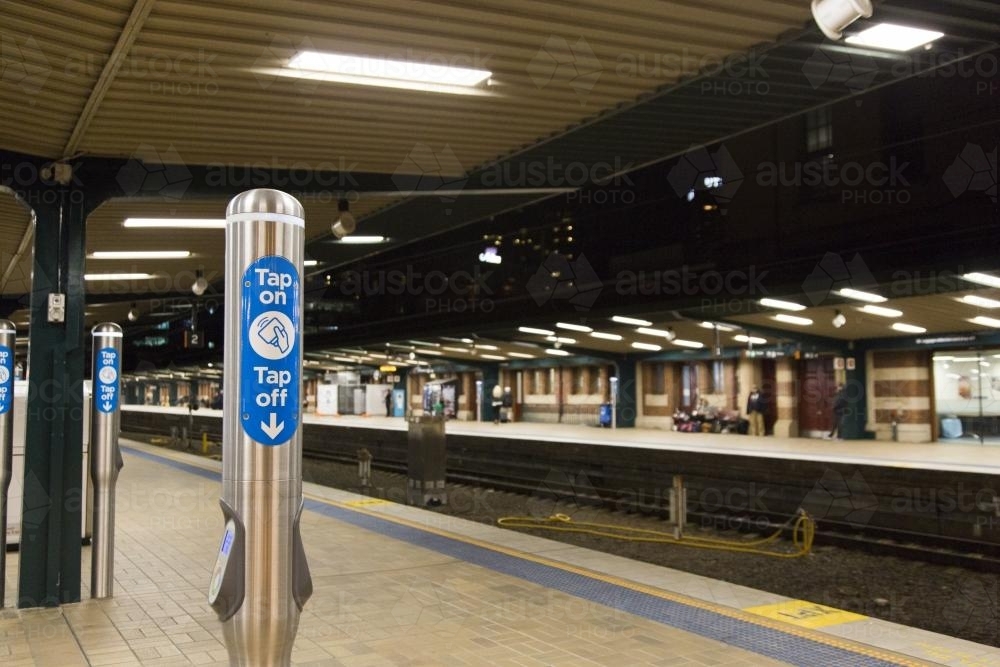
xmin=458 ymin=372 xmax=473 ymax=420
xmin=773 ymin=358 xmax=799 ymax=437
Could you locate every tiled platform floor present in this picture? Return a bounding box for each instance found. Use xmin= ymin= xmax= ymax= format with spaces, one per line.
xmin=2 ymin=440 xmax=998 ymax=666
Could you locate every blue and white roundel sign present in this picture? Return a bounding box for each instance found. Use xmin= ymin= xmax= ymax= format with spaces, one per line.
xmin=240 ymin=255 xmax=299 ymax=445
xmin=96 ymin=347 xmax=120 ymax=414
xmin=0 ymin=345 xmax=12 ymax=415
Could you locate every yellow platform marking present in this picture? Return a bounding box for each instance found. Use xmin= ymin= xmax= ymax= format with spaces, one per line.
xmin=743 ymin=600 xmax=867 ymax=629
xmin=343 ymin=498 xmax=391 ymax=508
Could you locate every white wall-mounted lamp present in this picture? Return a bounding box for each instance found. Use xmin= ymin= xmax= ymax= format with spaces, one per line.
xmin=811 ymin=0 xmax=873 ymax=40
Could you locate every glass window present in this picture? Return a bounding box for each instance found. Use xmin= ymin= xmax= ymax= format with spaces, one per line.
xmin=934 ymin=350 xmax=1000 ymax=443
xmin=806 ymin=106 xmax=833 ymax=154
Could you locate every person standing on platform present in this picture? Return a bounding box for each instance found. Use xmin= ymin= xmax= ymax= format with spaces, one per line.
xmin=502 ymin=386 xmax=513 ymax=423
xmin=385 ymin=389 xmax=392 ymax=417
xmin=492 ymin=385 xmax=503 ymax=424
xmin=746 ymin=385 xmax=766 ymax=436
xmin=826 ymin=384 xmax=847 ymax=440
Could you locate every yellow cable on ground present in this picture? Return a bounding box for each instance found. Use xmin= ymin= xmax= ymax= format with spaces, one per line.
xmin=497 ymin=509 xmax=815 ymax=558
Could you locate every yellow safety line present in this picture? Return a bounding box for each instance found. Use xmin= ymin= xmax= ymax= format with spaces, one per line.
xmin=128 ymin=446 xmax=930 ymax=667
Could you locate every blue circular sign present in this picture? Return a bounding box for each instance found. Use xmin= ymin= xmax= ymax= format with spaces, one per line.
xmin=240 ymin=255 xmax=300 ymax=445
xmin=96 ymin=347 xmax=120 ymax=413
xmin=0 ymin=345 xmax=12 ymax=415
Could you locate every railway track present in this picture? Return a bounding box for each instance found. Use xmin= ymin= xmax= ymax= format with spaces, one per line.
xmin=299 ymin=445 xmax=1000 ymax=572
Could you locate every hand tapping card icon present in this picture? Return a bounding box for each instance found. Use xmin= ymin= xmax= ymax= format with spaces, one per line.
xmin=256 ymin=317 xmax=290 ymax=354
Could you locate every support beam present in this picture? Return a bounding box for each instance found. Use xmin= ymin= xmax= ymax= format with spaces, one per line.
xmin=18 ymin=191 xmax=90 ymax=608
xmin=62 ymin=0 xmax=158 ymax=156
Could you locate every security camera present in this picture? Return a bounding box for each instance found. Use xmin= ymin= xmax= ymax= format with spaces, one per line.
xmin=811 ymin=0 xmax=873 ymax=41
xmin=331 ymin=198 xmax=356 ymax=238
xmin=192 ymin=270 xmax=208 ymax=296
xmin=127 ymin=304 xmax=139 ymax=322
xmin=665 ymin=327 xmax=677 ymax=342
xmin=832 ymin=310 xmax=847 ymax=328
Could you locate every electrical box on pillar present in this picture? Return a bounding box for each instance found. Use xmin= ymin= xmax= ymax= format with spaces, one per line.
xmin=210 ymin=189 xmax=312 ymax=666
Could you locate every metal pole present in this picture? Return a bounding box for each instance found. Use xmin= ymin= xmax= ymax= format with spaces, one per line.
xmin=209 ymin=189 xmax=312 ymax=667
xmin=90 ymin=322 xmax=124 ymax=599
xmin=0 ymin=320 xmax=15 ymax=607
xmin=610 ymin=376 xmax=618 ymax=430
xmin=475 ymin=380 xmax=483 ymax=422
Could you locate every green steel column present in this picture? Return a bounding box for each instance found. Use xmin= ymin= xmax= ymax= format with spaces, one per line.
xmin=18 ymin=193 xmax=88 ymax=608
xmin=613 ymin=359 xmax=637 ymax=427
xmin=482 ymin=365 xmax=499 ymax=423
xmin=842 ymin=350 xmax=868 ymax=440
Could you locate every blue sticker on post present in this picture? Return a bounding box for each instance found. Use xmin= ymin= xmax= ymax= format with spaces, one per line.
xmin=96 ymin=347 xmax=120 ymax=413
xmin=0 ymin=345 xmax=12 ymax=415
xmin=240 ymin=255 xmax=299 ymax=445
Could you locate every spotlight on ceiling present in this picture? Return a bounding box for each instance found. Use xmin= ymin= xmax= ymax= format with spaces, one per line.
xmin=331 ymin=198 xmax=356 ymax=238
xmin=832 ymin=310 xmax=847 ymax=328
xmin=811 ymin=0 xmax=873 ymax=41
xmin=192 ymin=269 xmax=208 ymax=296
xmin=127 ymin=303 xmax=139 ymax=322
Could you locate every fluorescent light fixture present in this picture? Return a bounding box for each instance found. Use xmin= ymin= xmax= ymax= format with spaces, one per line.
xmin=970 ymin=316 xmax=1000 ymax=328
xmin=84 ymin=273 xmax=155 ymax=281
xmin=734 ymin=334 xmax=767 ymax=344
xmin=90 ymin=250 xmax=190 ymax=260
xmin=545 ymin=348 xmax=570 ymax=356
xmin=556 ymin=322 xmax=592 ymax=332
xmin=414 ymin=349 xmax=443 ymax=355
xmin=507 ymin=352 xmax=535 ymax=359
xmin=545 ymin=336 xmax=576 ymax=344
xmin=636 ymin=327 xmax=675 ymax=338
xmin=837 ymin=287 xmax=887 ymax=303
xmin=961 ymin=294 xmax=1000 ymax=309
xmin=672 ymin=339 xmax=705 ymax=349
xmin=759 ymin=298 xmax=806 ymax=311
xmin=773 ymin=313 xmax=813 ymax=326
xmin=612 ymin=316 xmax=652 ymax=327
xmin=338 ymin=235 xmax=386 ymax=244
xmin=475 ymin=344 xmax=499 ymax=351
xmin=480 ymin=354 xmax=506 ymax=361
xmin=288 ymin=51 xmax=491 ymax=87
xmin=408 ymin=340 xmax=440 ymax=347
xmin=859 ymin=304 xmax=903 ymax=318
xmin=631 ymin=342 xmax=662 ymax=352
xmin=519 ymin=326 xmax=554 ymax=336
xmin=961 ymin=272 xmax=1000 ymax=288
xmin=845 ymin=23 xmax=944 ymax=52
xmin=892 ymin=322 xmax=927 ymax=333
xmin=590 ymin=332 xmax=623 ymax=341
xmin=442 ymin=347 xmax=469 ymax=353
xmin=698 ymin=321 xmax=737 ymax=331
xmin=123 ymin=218 xmax=225 ymax=229
xmin=304 ymin=259 xmax=318 ymax=267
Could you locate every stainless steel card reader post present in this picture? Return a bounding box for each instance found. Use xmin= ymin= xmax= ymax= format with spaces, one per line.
xmin=0 ymin=320 xmax=15 ymax=606
xmin=209 ymin=189 xmax=312 ymax=666
xmin=90 ymin=322 xmax=124 ymax=599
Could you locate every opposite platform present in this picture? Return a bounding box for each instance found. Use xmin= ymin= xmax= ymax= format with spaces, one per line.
xmin=124 ymin=405 xmax=1000 ymax=474
xmin=2 ymin=440 xmax=998 ymax=666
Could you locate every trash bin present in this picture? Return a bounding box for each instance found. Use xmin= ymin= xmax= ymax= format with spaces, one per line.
xmin=599 ymin=403 xmax=612 ymax=427
xmin=407 ymin=414 xmax=447 ymax=506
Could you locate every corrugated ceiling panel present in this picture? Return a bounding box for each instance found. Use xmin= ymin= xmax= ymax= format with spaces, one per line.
xmin=0 ymin=193 xmax=33 ymax=296
xmin=0 ymin=0 xmax=135 ymax=156
xmin=76 ymin=0 xmax=813 ymax=169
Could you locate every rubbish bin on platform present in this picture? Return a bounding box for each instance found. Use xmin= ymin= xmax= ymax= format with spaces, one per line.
xmin=599 ymin=403 xmax=612 ymax=428
xmin=407 ymin=414 xmax=447 ymax=506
